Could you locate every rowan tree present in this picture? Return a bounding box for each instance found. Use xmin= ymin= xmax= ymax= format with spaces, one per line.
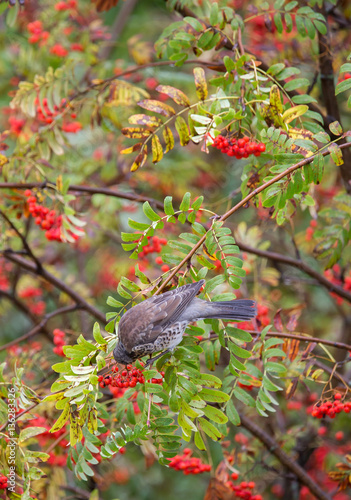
xmin=0 ymin=1 xmax=351 ymax=499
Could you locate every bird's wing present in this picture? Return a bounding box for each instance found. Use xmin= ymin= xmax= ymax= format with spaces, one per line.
xmin=118 ymin=280 xmax=204 ymax=352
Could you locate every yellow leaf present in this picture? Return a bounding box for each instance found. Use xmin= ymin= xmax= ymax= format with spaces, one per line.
xmin=152 ymin=135 xmax=163 ymax=163
xmin=282 ymin=105 xmax=308 ymax=124
xmin=163 ymin=126 xmax=174 ymax=153
xmin=193 ymin=67 xmax=208 ymax=100
xmin=137 ymin=99 xmax=175 ymax=117
xmin=155 ymin=85 xmax=190 ymax=107
xmin=175 ymin=116 xmax=190 ymax=146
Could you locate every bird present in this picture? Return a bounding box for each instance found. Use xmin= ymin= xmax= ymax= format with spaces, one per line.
xmin=113 ymin=279 xmax=257 ymax=366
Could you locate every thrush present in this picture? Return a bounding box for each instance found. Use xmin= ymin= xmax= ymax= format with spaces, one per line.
xmin=113 ymin=279 xmax=257 ymax=365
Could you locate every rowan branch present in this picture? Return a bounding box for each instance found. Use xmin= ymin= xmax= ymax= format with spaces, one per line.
xmin=208 ymin=330 xmax=351 ymax=351
xmin=239 ymin=412 xmax=332 ymax=500
xmin=1 ymin=252 xmax=105 ymax=323
xmin=0 ymin=209 xmax=42 ymax=271
xmin=0 ymin=304 xmax=80 ymax=353
xmin=235 ymin=240 xmax=351 ymax=304
xmin=0 ymin=182 xmax=164 ymax=211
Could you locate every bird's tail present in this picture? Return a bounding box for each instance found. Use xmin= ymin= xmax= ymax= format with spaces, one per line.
xmin=201 ymin=299 xmax=257 ymax=321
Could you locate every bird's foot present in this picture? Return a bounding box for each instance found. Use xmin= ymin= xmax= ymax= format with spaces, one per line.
xmin=144 ymin=350 xmax=171 ymax=367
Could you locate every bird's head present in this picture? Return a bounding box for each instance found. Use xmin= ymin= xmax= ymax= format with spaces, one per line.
xmin=113 ymin=341 xmax=135 ymax=365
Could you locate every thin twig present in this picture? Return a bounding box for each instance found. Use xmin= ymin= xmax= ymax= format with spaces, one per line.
xmin=0 ymin=182 xmax=164 ymax=211
xmin=1 ymin=252 xmax=105 ymax=323
xmin=0 ymin=304 xmax=80 ymax=352
xmin=235 ymin=240 xmax=351 ymax=304
xmin=207 ymin=330 xmax=351 ymax=351
xmin=0 ymin=209 xmax=42 ymax=271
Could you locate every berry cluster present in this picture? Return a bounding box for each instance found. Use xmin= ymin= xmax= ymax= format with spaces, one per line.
xmin=27 ymin=20 xmax=49 ymax=45
xmin=25 ymin=189 xmax=63 ymax=242
xmin=33 ymin=96 xmax=81 ymax=134
xmin=168 ymin=448 xmax=211 ymax=475
xmin=19 ymin=286 xmax=46 ymax=316
xmin=0 ymin=475 xmax=7 ymax=489
xmin=34 ymin=96 xmax=65 ymax=125
xmin=8 ymin=116 xmax=25 ymax=136
xmin=226 ymin=478 xmax=262 ymax=500
xmin=139 ymin=236 xmax=168 ymax=258
xmin=61 ymin=121 xmax=82 ymax=133
xmin=50 ymin=44 xmax=69 ymax=58
xmin=55 ymin=0 xmax=77 ymax=11
xmin=324 ymin=264 xmax=351 ymax=306
xmin=305 ymin=219 xmax=317 ymax=242
xmin=212 ymin=135 xmax=266 ymax=159
xmin=98 ymin=364 xmax=164 ymax=389
xmin=53 ymin=329 xmax=66 ymax=356
xmin=311 ymin=393 xmax=351 ymax=419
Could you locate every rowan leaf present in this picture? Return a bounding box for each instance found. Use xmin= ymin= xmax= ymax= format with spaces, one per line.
xmin=193 ymin=67 xmax=208 ymax=100
xmin=163 ymin=126 xmax=175 ymax=153
xmin=155 ymin=85 xmax=190 ymax=107
xmin=137 ymin=99 xmax=176 ymax=116
xmin=122 ymin=127 xmax=152 ymax=139
xmin=175 ymin=116 xmax=190 ymax=146
xmin=151 ymin=135 xmax=163 ymax=163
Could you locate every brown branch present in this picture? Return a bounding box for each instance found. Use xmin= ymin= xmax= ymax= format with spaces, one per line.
xmin=1 ymin=252 xmax=105 ymax=323
xmin=235 ymin=240 xmax=351 ymax=303
xmin=238 ymin=412 xmax=332 ymax=500
xmin=0 ymin=402 xmax=38 ymax=433
xmin=0 ymin=209 xmax=42 ymax=271
xmin=317 ymin=5 xmax=351 ymax=192
xmin=208 ymin=330 xmax=351 ymax=351
xmin=0 ymin=182 xmax=164 ymax=211
xmin=156 ymin=142 xmax=351 ymax=294
xmin=45 ymin=430 xmax=69 ymax=454
xmin=0 ymin=304 xmax=80 ymax=353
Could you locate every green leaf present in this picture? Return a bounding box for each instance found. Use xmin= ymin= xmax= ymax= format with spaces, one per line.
xmin=199 ymin=388 xmax=230 ymax=403
xmin=284 ymin=78 xmax=310 ymax=91
xmin=226 ymin=399 xmax=240 ymax=425
xmin=228 ymin=342 xmax=251 ymax=359
xmin=184 ymin=16 xmax=204 ymax=32
xmin=143 ymin=201 xmax=161 ymax=221
xmin=164 ymin=196 xmax=175 ymax=215
xmin=203 ymin=405 xmax=228 ymax=424
xmin=198 ymin=417 xmax=222 ymax=440
xmin=19 ymin=427 xmax=47 ymax=443
xmin=225 ymin=328 xmax=252 ymax=344
xmin=179 ymin=192 xmax=191 ymax=212
xmin=106 ymin=296 xmax=124 ymax=308
xmin=210 ymin=2 xmax=219 ymax=25
xmin=93 ymin=323 xmax=108 ymax=345
xmin=233 ymin=387 xmax=256 ymax=407
xmin=194 ymin=429 xmax=206 ymax=450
